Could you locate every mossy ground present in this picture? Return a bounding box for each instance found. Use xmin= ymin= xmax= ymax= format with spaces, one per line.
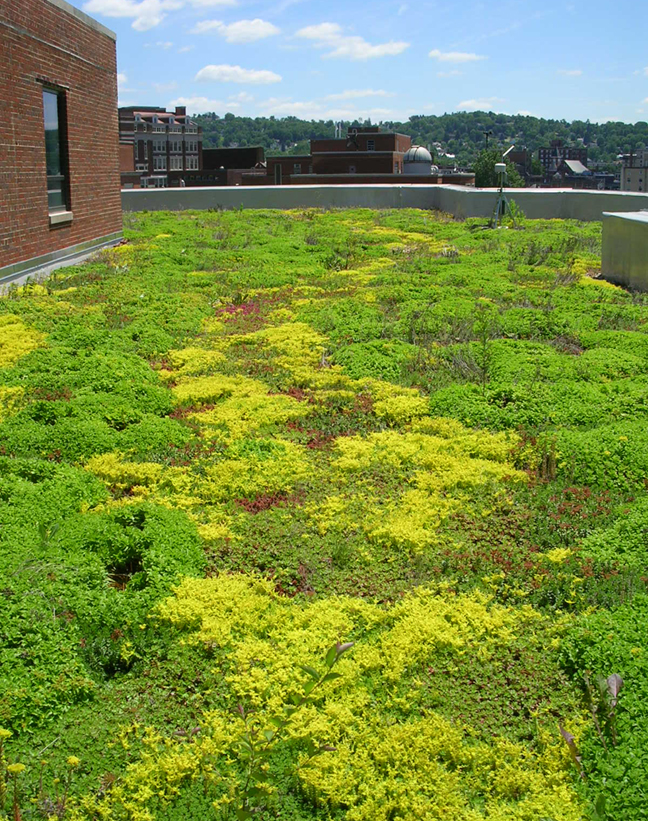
xmin=0 ymin=208 xmax=646 ymax=820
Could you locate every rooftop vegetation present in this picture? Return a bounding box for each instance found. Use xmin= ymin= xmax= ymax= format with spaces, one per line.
xmin=1 ymin=208 xmax=647 ymax=821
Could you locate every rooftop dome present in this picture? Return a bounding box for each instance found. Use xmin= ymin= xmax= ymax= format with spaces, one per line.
xmin=403 ymin=145 xmax=432 ymax=164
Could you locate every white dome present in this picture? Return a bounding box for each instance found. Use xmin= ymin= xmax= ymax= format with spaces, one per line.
xmin=403 ymin=145 xmax=432 ymax=164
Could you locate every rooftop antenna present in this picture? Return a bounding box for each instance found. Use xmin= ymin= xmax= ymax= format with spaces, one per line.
xmin=491 ymin=144 xmax=516 ymax=229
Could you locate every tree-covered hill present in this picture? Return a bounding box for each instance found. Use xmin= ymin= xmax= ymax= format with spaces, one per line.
xmin=194 ymin=110 xmax=648 ymax=169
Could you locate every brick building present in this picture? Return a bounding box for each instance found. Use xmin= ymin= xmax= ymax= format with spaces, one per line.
xmin=311 ymin=127 xmax=411 ymax=175
xmin=0 ymin=0 xmax=122 ymax=282
xmin=265 ymin=154 xmax=314 ymax=185
xmin=192 ymin=145 xmax=266 ymax=186
xmin=257 ymin=130 xmax=475 ymax=187
xmin=264 ymin=128 xmax=411 ymax=185
xmin=551 ymin=159 xmax=594 ymax=189
xmin=259 ymin=128 xmax=453 ymax=186
xmin=118 ymin=106 xmax=202 ymax=188
xmin=538 ymin=139 xmax=588 ymax=175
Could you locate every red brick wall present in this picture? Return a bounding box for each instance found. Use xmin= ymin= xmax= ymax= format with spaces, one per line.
xmin=312 ymin=154 xmax=398 ymax=175
xmin=311 ymin=133 xmax=411 ymax=153
xmin=290 ymin=174 xmax=440 ymax=185
xmin=0 ymin=0 xmax=122 ymax=270
xmin=119 ymin=142 xmax=134 ymax=173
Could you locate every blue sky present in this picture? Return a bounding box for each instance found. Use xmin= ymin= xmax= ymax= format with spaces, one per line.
xmin=74 ymin=0 xmax=648 ymax=124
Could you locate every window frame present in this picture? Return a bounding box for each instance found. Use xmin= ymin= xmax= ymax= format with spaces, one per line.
xmin=42 ymin=85 xmax=71 ymax=223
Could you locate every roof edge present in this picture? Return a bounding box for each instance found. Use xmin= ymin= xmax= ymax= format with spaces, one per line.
xmin=44 ymin=0 xmax=117 ymax=40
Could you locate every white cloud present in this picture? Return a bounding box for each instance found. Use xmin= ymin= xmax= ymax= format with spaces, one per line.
xmin=327 ymin=106 xmax=393 ymax=118
xmin=457 ymin=96 xmax=505 ymax=111
xmin=229 ymin=91 xmax=254 ymax=102
xmin=325 ymin=89 xmax=394 ymax=101
xmin=190 ymin=19 xmax=222 ymax=33
xmin=153 ymin=80 xmax=178 ymax=92
xmin=296 ymin=22 xmax=409 ymax=60
xmin=169 ymin=95 xmax=225 ymax=112
xmin=189 ymin=0 xmax=237 ymax=5
xmin=191 ymin=18 xmax=280 ymax=42
xmin=429 ymin=49 xmax=486 ymax=63
xmin=258 ymin=96 xmax=396 ymax=120
xmin=82 ymin=0 xmax=182 ymax=31
xmin=437 ymin=70 xmax=462 ymax=77
xmin=117 ymin=72 xmax=128 ymax=88
xmin=156 ymin=40 xmax=173 ymax=48
xmin=195 ymin=64 xmax=282 ymax=84
xmin=557 ymin=69 xmax=583 ymax=76
xmin=259 ymin=98 xmax=323 ymax=117
xmin=517 ymin=110 xmax=536 ymax=117
xmin=178 ymin=45 xmax=194 ymax=53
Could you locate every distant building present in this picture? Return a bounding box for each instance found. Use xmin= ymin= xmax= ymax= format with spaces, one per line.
xmin=184 ymin=146 xmax=266 ymax=186
xmin=202 ymin=146 xmax=265 ymax=171
xmin=620 ymin=149 xmax=648 ymax=169
xmin=621 ymin=167 xmax=646 ymax=193
xmin=254 ymin=128 xmax=474 ymax=186
xmin=265 ymin=155 xmax=313 ymax=186
xmin=118 ymin=106 xmax=202 ymax=188
xmin=0 ymin=0 xmax=122 ymax=282
xmin=620 ymin=150 xmax=648 ymax=192
xmin=538 ymin=139 xmax=588 ymax=175
xmin=310 ymin=127 xmax=412 ymax=175
xmin=552 ymin=159 xmax=594 ymax=189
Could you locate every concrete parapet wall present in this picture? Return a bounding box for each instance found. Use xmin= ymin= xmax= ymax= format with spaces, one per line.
xmin=602 ymin=211 xmax=648 ymax=291
xmin=435 ymin=186 xmax=648 ymax=221
xmin=122 ymin=184 xmax=648 ymax=222
xmin=121 ymin=184 xmax=434 ymax=212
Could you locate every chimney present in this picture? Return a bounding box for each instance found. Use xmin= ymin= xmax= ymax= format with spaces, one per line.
xmin=175 ymin=106 xmax=186 ymax=116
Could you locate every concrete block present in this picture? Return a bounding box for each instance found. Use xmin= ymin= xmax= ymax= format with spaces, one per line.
xmin=602 ymin=211 xmax=648 ymax=290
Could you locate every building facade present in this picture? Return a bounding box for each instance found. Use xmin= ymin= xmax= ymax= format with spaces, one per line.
xmin=260 ymin=128 xmax=423 ymax=186
xmin=621 ymin=166 xmax=646 ymax=192
xmin=118 ymin=106 xmax=203 ymax=188
xmin=310 ymin=128 xmax=411 ymax=175
xmin=538 ymin=140 xmax=588 ymax=175
xmin=0 ymin=0 xmax=122 ymax=281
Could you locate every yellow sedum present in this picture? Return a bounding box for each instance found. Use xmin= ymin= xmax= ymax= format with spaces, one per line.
xmin=71 ymin=575 xmax=583 ymax=821
xmin=167 ymin=346 xmax=227 ymax=376
xmin=0 ymin=314 xmax=45 ymax=367
xmin=86 ymin=452 xmax=166 ymax=492
xmin=332 ymin=429 xmax=524 ymax=489
xmin=198 ymin=440 xmax=310 ymax=502
xmin=182 ymin=376 xmax=310 ymax=443
xmin=0 ymin=386 xmax=24 ymax=422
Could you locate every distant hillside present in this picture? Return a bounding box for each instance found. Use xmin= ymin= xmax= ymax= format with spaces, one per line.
xmin=193 ymin=111 xmax=648 ymax=169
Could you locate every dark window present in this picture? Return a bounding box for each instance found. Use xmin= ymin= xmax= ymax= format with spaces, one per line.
xmin=43 ymin=88 xmax=70 ymax=214
xmin=367 ymin=140 xmax=375 ymax=151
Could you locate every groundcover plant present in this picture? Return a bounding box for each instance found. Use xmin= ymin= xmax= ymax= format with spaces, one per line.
xmin=0 ymin=208 xmax=647 ymax=820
